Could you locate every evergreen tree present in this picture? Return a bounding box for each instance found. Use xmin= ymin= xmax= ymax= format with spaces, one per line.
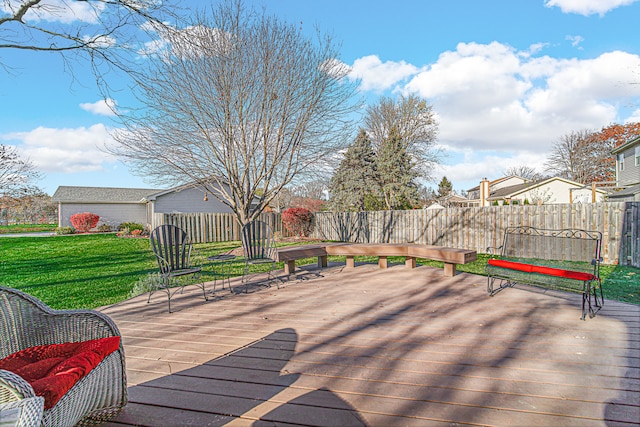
xmin=328 ymin=129 xmax=379 ymax=211
xmin=376 ymin=127 xmax=419 ymax=210
xmin=437 ymin=176 xmax=453 ymax=198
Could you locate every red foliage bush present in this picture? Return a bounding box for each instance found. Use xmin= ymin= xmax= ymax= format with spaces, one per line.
xmin=282 ymin=207 xmax=314 ymax=237
xmin=70 ymin=212 xmax=100 ymax=233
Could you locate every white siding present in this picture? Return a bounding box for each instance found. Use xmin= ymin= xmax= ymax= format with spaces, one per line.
xmin=508 ymin=180 xmax=606 ymax=204
xmin=59 ymin=203 xmax=147 ymax=228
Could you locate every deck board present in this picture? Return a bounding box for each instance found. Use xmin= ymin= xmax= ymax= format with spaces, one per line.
xmin=101 ymin=263 xmax=640 ymax=426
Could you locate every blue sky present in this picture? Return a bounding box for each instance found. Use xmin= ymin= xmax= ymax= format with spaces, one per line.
xmin=2 ymin=0 xmax=640 ymax=196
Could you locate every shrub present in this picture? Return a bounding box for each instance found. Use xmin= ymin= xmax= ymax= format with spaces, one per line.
xmin=117 ymin=227 xmax=130 ymax=237
xmin=55 ymin=226 xmax=75 ymax=235
xmin=131 ymin=229 xmax=143 ymax=236
xmin=70 ymin=212 xmax=100 ymax=233
xmin=129 ymin=273 xmax=163 ymax=297
xmin=97 ymin=224 xmax=113 ymax=232
xmin=282 ymin=207 xmax=314 ymax=237
xmin=118 ymin=222 xmax=144 ymax=232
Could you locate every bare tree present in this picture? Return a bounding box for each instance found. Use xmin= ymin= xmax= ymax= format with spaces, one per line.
xmin=503 ymin=165 xmax=543 ymax=181
xmin=364 ymin=94 xmax=440 ymax=179
xmin=544 ymin=129 xmax=610 ymax=184
xmin=1 ymin=191 xmax=56 ymax=224
xmin=0 ymin=144 xmax=42 ymax=197
xmin=110 ymin=0 xmax=359 ymax=225
xmin=1 ymin=0 xmax=181 ymax=85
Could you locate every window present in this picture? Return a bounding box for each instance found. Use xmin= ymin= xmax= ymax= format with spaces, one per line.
xmin=636 ymin=146 xmax=640 ymax=166
xmin=618 ymin=153 xmax=624 ymax=171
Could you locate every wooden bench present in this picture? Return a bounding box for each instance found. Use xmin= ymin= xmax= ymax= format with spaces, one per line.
xmin=486 ymin=226 xmax=604 ymax=320
xmin=276 ymin=243 xmax=477 ymax=277
xmin=276 ymin=244 xmax=331 ymax=275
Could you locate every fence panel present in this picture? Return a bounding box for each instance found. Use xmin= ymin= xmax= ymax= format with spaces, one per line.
xmin=152 ymin=211 xmax=290 ymax=244
xmin=151 ymin=203 xmax=639 ymax=266
xmin=313 ymin=202 xmax=639 ymax=266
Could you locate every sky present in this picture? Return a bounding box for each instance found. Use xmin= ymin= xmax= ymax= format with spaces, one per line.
xmin=2 ymin=0 xmax=640 ymax=196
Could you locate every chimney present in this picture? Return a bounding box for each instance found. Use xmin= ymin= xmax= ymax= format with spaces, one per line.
xmin=480 ymin=178 xmax=490 ymax=207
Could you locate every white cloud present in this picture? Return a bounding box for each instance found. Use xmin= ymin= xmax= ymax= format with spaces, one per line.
xmin=626 ymin=108 xmax=640 ymax=123
xmin=435 ymin=151 xmax=549 ymax=191
xmin=350 ymin=42 xmax=640 ymax=189
xmin=565 ymin=35 xmax=584 ymax=48
xmin=349 ymin=55 xmax=419 ymax=92
xmin=544 ymin=0 xmax=639 ymax=16
xmin=80 ymin=99 xmax=117 ymax=116
xmin=5 ymin=124 xmax=117 ymax=173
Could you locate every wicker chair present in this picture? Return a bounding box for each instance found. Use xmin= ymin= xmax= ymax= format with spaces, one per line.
xmin=0 ymin=286 xmax=127 ymax=427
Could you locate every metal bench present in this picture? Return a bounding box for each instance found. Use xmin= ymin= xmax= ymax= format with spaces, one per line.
xmin=486 ymin=226 xmax=604 ymax=320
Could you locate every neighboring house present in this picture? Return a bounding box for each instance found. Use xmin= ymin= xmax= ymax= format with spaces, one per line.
xmin=143 ymin=183 xmax=236 ymax=218
xmin=53 ymin=182 xmax=238 ymax=228
xmin=439 ymin=192 xmax=473 ymax=207
xmin=464 ymin=175 xmax=606 ymax=206
xmin=52 ymin=186 xmax=161 ymax=228
xmin=486 ymin=177 xmax=607 ymax=205
xmin=609 ymin=135 xmax=640 ymax=202
xmin=466 ymin=176 xmax=529 ymax=206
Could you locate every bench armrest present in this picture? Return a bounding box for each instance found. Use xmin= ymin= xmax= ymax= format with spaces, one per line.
xmin=486 ymin=245 xmax=503 ymax=256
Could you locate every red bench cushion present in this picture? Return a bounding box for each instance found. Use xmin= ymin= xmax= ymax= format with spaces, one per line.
xmin=0 ymin=337 xmax=120 ymax=409
xmin=488 ymin=259 xmax=595 ymax=282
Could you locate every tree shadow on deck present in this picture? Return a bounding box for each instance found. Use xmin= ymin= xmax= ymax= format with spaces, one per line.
xmin=114 ymin=328 xmax=368 ymax=426
xmin=107 ymin=265 xmax=639 ymax=426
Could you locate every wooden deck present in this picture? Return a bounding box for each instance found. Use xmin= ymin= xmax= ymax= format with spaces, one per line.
xmin=100 ymin=263 xmax=640 ymax=426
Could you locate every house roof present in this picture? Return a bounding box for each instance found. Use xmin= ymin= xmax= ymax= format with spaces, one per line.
xmin=144 ymin=182 xmax=209 ymax=201
xmin=486 ymin=177 xmax=607 ymax=201
xmin=51 ymin=186 xmax=163 ymax=203
xmin=441 ymin=193 xmax=468 ymax=203
xmin=611 ymin=135 xmax=640 ymax=154
xmin=607 ymin=183 xmax=640 ymax=198
xmin=466 ymin=175 xmax=526 ymax=192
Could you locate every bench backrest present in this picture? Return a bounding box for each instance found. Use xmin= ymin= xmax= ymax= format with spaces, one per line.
xmin=500 ymin=226 xmax=602 ymax=268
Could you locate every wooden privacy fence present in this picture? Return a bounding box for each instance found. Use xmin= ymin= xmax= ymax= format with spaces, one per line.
xmin=152 ymin=212 xmax=287 ymax=243
xmin=313 ymin=202 xmax=640 ymax=267
xmin=152 ymin=202 xmax=639 ymax=266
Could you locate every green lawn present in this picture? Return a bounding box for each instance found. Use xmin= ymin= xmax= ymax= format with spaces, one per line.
xmin=0 ymin=223 xmax=57 ymax=234
xmin=1 ymin=234 xmax=638 ymax=310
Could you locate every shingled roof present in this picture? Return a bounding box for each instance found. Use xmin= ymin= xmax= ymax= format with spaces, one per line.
xmin=51 ymin=186 xmax=163 ymax=203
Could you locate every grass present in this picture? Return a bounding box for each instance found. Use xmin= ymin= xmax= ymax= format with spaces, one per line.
xmin=0 ymin=234 xmax=157 ymax=309
xmin=324 ymin=253 xmax=639 ymax=305
xmin=1 ymin=234 xmax=638 ymax=309
xmin=0 ymin=223 xmax=57 ymax=234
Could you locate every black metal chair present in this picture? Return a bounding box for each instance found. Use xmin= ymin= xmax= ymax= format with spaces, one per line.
xmin=241 ymin=220 xmax=280 ymax=292
xmin=149 ymin=225 xmax=207 ymax=312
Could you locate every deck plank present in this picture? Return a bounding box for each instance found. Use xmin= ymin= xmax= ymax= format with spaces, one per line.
xmin=101 ymin=264 xmax=640 ymax=426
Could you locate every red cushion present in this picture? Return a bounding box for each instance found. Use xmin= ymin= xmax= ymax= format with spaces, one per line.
xmin=0 ymin=337 xmax=120 ymax=409
xmin=488 ymin=259 xmax=595 ymax=282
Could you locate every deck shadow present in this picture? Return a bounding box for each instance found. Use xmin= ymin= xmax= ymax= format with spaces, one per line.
xmin=113 ymin=328 xmax=368 ymax=426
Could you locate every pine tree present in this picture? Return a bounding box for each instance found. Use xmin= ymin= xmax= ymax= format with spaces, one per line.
xmin=437 ymin=176 xmax=453 ymax=198
xmin=328 ymin=129 xmax=379 ymax=211
xmin=376 ymin=127 xmax=419 ymax=210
